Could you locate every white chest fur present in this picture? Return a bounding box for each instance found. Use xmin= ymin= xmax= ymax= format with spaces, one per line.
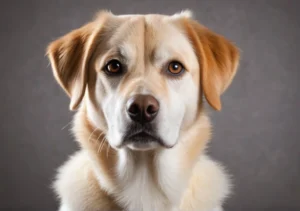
xmin=114 ymin=149 xmax=185 ymax=211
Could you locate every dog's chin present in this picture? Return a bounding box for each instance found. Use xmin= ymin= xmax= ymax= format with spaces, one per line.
xmin=126 ymin=141 xmax=159 ymax=151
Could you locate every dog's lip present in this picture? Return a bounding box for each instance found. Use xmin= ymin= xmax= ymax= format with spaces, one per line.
xmin=129 ymin=131 xmax=155 ymax=139
xmin=123 ymin=131 xmax=173 ymax=149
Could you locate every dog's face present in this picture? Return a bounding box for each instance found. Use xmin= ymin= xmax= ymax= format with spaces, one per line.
xmin=47 ymin=11 xmax=239 ymax=151
xmin=88 ymin=12 xmax=201 ymax=150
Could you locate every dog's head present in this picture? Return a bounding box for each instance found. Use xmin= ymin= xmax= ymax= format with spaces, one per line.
xmin=47 ymin=10 xmax=239 ymax=151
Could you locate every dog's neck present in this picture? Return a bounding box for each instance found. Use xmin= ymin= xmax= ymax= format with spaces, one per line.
xmin=73 ymin=106 xmax=211 ymax=210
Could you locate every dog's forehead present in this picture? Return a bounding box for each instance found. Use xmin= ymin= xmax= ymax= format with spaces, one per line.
xmin=103 ymin=13 xmax=192 ymax=60
xmin=107 ymin=14 xmax=183 ymax=42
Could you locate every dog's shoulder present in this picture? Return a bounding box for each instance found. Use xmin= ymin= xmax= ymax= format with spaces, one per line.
xmin=180 ymin=155 xmax=231 ymax=211
xmin=53 ymin=150 xmax=119 ymax=211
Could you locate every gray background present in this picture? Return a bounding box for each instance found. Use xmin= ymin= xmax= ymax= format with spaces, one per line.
xmin=1 ymin=0 xmax=299 ymax=210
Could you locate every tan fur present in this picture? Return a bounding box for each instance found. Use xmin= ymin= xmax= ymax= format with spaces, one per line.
xmin=47 ymin=12 xmax=110 ymax=110
xmin=47 ymin=10 xmax=239 ymax=211
xmin=182 ymin=18 xmax=240 ymax=111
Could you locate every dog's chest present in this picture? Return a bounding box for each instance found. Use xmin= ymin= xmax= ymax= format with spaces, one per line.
xmin=114 ymin=151 xmax=177 ymax=211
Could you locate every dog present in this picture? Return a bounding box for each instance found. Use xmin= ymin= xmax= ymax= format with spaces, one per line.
xmin=47 ymin=10 xmax=240 ymax=211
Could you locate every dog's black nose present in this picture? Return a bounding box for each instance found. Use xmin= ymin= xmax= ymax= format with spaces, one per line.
xmin=126 ymin=94 xmax=159 ymax=123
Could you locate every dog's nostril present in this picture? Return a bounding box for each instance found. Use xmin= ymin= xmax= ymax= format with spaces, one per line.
xmin=146 ymin=105 xmax=157 ymax=115
xmin=128 ymin=103 xmax=139 ymax=115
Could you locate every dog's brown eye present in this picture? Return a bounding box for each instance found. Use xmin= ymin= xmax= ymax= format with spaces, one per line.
xmin=105 ymin=60 xmax=122 ymax=74
xmin=167 ymin=61 xmax=184 ymax=75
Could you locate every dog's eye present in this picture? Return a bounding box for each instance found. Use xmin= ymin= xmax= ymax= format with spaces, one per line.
xmin=104 ymin=60 xmax=123 ymax=75
xmin=167 ymin=61 xmax=184 ymax=75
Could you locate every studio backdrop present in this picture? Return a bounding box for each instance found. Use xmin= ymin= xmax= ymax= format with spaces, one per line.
xmin=0 ymin=0 xmax=299 ymax=211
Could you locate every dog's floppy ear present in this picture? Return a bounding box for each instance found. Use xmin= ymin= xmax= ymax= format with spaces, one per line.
xmin=46 ymin=12 xmax=109 ymax=110
xmin=183 ymin=19 xmax=240 ymax=111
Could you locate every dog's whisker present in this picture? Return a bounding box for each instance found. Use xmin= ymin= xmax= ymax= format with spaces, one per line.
xmin=98 ymin=135 xmax=106 ymax=154
xmin=97 ymin=141 xmax=103 ymax=154
xmin=88 ymin=128 xmax=98 ymax=143
xmin=106 ymin=141 xmax=111 ymax=158
xmin=97 ymin=140 xmax=103 ymax=154
xmin=96 ymin=132 xmax=104 ymax=153
xmin=96 ymin=131 xmax=105 ymax=153
xmin=61 ymin=120 xmax=73 ymax=130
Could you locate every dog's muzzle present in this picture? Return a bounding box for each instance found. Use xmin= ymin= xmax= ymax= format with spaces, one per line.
xmin=121 ymin=94 xmax=170 ymax=150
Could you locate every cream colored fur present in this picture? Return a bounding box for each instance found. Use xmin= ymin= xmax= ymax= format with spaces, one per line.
xmin=47 ymin=10 xmax=239 ymax=211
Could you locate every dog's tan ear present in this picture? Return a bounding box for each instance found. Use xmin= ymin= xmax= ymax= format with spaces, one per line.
xmin=46 ymin=12 xmax=109 ymax=110
xmin=184 ymin=19 xmax=240 ymax=111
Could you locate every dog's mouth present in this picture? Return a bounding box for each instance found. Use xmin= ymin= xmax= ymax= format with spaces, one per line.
xmin=121 ymin=124 xmax=171 ymax=151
